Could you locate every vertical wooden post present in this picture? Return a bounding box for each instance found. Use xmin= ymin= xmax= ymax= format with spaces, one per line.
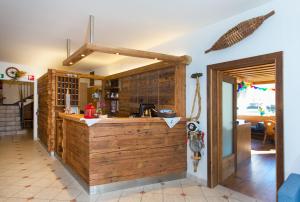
xmin=62 ymin=119 xmax=66 ymax=162
xmin=174 ymin=63 xmax=186 ymax=117
xmin=48 ymin=69 xmax=56 ymax=152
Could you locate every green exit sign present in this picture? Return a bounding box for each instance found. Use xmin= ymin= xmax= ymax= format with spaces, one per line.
xmin=0 ymin=74 xmax=4 ymax=79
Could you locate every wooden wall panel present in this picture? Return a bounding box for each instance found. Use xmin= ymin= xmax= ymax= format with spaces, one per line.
xmin=147 ymin=71 xmax=159 ymax=105
xmin=174 ymin=64 xmax=186 ymax=117
xmin=118 ymin=66 xmax=176 ymax=116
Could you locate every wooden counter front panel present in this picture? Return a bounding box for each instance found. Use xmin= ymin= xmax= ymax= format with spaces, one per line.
xmin=89 ymin=122 xmax=187 ymax=186
xmin=64 ymin=120 xmax=90 ymax=183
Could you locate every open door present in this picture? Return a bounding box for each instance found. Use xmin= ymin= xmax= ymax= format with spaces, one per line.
xmin=219 ymin=74 xmax=237 ymax=183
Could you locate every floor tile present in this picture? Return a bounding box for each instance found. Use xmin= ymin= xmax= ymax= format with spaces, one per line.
xmin=229 ymin=191 xmax=256 ymax=202
xmin=201 ymin=186 xmax=222 ymax=198
xmin=163 ymin=186 xmax=184 ymax=195
xmin=0 ymin=197 xmax=7 ymax=202
xmin=52 ymin=187 xmax=82 ymax=201
xmin=119 ymin=193 xmax=142 ymax=202
xmin=213 ymin=185 xmax=234 ymax=197
xmin=13 ymin=186 xmax=43 ymax=198
xmin=5 ymin=198 xmax=28 ymax=202
xmin=184 ymin=195 xmax=207 ymax=202
xmin=0 ymin=132 xmax=259 ymax=202
xmin=34 ymin=187 xmax=62 ymax=200
xmin=143 ymin=183 xmax=163 ymax=194
xmin=141 ymin=193 xmax=163 ymax=202
xmin=206 ymin=197 xmax=228 ymax=202
xmin=75 ymin=191 xmax=100 ymax=202
xmin=96 ymin=193 xmax=120 ymax=202
xmin=0 ymin=186 xmax=25 ymax=197
xmin=182 ymin=185 xmax=204 ymax=196
xmin=163 ymin=195 xmax=186 ymax=202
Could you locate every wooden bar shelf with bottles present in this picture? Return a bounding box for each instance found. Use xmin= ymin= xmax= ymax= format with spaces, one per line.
xmin=37 ymin=69 xmax=104 ymax=152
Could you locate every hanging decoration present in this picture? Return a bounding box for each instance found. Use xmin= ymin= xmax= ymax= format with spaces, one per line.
xmin=205 ymin=10 xmax=275 ymax=54
xmin=5 ymin=67 xmax=26 ymax=80
xmin=187 ymin=72 xmax=205 ymax=172
xmin=237 ymin=81 xmax=275 ymax=92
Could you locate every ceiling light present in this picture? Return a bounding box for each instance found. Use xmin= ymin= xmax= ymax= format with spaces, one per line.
xmin=116 ymin=52 xmax=119 ymax=55
xmin=154 ymin=58 xmax=158 ymax=60
xmin=81 ymin=54 xmax=85 ymax=57
xmin=69 ymin=62 xmax=73 ymax=65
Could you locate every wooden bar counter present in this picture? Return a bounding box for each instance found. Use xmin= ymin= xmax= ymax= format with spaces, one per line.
xmin=58 ymin=113 xmax=187 ymax=193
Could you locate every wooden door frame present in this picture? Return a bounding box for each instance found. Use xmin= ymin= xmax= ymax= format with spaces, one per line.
xmin=207 ymin=52 xmax=284 ymax=191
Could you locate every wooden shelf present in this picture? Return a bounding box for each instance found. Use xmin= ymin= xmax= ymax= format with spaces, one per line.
xmin=105 ymin=98 xmax=119 ymax=100
xmin=56 ymin=76 xmax=79 ymax=106
xmin=104 ymin=87 xmax=119 ymax=90
xmin=104 ymin=79 xmax=119 ymax=114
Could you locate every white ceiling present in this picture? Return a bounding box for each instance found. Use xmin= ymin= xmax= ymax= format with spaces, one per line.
xmin=0 ymin=0 xmax=271 ymax=73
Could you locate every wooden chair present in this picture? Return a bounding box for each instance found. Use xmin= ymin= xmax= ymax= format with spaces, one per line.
xmin=263 ymin=120 xmax=276 ymax=144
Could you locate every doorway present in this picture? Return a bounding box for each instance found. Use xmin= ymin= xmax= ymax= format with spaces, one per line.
xmin=207 ymin=52 xmax=283 ymax=201
xmin=0 ymin=80 xmax=34 ymax=138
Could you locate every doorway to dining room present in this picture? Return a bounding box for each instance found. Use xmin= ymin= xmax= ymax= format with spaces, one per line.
xmin=207 ymin=52 xmax=283 ymax=202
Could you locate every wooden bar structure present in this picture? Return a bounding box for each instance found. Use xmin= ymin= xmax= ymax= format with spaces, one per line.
xmin=58 ymin=113 xmax=187 ymax=188
xmin=38 ymin=39 xmax=190 ymax=192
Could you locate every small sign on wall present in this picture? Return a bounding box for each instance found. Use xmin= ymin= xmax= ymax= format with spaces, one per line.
xmin=28 ymin=75 xmax=34 ymax=81
xmin=0 ymin=73 xmax=4 ymax=79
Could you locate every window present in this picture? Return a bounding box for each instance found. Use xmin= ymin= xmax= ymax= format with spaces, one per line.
xmin=237 ymin=83 xmax=275 ymax=116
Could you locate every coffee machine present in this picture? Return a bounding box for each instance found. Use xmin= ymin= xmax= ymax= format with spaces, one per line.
xmin=139 ymin=103 xmax=156 ymax=117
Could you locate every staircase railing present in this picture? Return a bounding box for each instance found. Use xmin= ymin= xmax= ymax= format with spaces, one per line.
xmin=18 ymin=82 xmax=34 ymax=129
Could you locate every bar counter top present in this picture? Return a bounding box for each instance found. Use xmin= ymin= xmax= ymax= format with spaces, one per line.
xmin=58 ymin=112 xmax=186 ymax=124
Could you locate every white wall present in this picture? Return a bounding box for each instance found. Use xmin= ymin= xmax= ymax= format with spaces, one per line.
xmin=146 ymin=0 xmax=298 ymax=181
xmin=97 ymin=0 xmax=298 ymax=182
xmin=0 ymin=61 xmax=48 ymax=140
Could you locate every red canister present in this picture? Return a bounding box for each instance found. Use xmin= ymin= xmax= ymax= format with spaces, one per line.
xmin=84 ymin=103 xmax=96 ymax=119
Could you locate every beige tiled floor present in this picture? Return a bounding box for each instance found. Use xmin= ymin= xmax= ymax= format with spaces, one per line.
xmin=0 ymin=134 xmax=260 ymax=202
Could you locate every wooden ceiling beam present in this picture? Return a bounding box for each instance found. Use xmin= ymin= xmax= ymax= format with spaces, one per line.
xmin=88 ymin=44 xmax=192 ymax=64
xmin=252 ymin=80 xmax=276 ymax=84
xmin=225 ymin=71 xmax=276 ymax=77
xmin=223 ymin=63 xmax=275 ymax=72
xmin=63 ymin=44 xmax=94 ymax=66
xmin=224 ymin=73 xmax=275 ymax=80
xmin=62 ymin=43 xmax=192 ymax=66
xmin=223 ymin=68 xmax=275 ymax=74
xmin=239 ymin=77 xmax=275 ymax=82
xmin=63 ymin=16 xmax=192 ymax=67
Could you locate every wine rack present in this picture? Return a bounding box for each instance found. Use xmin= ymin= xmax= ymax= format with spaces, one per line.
xmin=56 ymin=76 xmax=79 ymax=106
